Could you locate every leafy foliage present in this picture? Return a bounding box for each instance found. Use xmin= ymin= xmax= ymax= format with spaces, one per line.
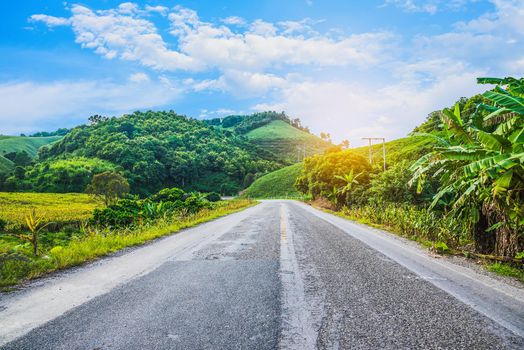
xmin=90 ymin=187 xmax=212 ymax=228
xmin=2 ymin=157 xmax=116 ymax=192
xmin=411 ymin=77 xmax=524 ymax=256
xmin=295 ymin=150 xmax=371 ymax=206
xmin=86 ymin=171 xmax=130 ymax=205
xmin=29 ymin=111 xmax=281 ymax=195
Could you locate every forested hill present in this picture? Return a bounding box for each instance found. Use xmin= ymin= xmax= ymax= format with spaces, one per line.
xmin=206 ymin=111 xmax=332 ymax=162
xmin=2 ymin=111 xmax=283 ymax=195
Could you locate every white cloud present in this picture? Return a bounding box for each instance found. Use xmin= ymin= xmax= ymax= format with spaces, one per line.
xmin=32 ymin=4 xmax=393 ymax=77
xmin=144 ymin=5 xmax=169 ymax=15
xmin=129 ymin=72 xmax=150 ymax=83
xmin=0 ymin=78 xmax=180 ymax=134
xmin=413 ymin=0 xmax=524 ymax=74
xmin=221 ymin=16 xmax=245 ymax=26
xmin=254 ymin=64 xmax=485 ymax=144
xmin=24 ymin=1 xmax=524 ymax=142
xmin=29 ymin=14 xmax=70 ymax=27
xmin=68 ymin=4 xmax=199 ymax=70
xmin=382 ymin=0 xmax=479 ymax=14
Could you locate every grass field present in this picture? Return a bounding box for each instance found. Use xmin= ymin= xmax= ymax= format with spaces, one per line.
xmin=0 ymin=192 xmax=102 ymax=230
xmin=246 ymin=120 xmax=331 ymax=162
xmin=0 ymin=199 xmax=256 ymax=289
xmin=243 ymin=163 xmax=304 ymax=198
xmin=0 ymin=135 xmax=62 ymax=158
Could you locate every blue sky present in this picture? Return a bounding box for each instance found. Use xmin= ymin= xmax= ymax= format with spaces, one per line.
xmin=1 ymin=0 xmax=522 ymax=145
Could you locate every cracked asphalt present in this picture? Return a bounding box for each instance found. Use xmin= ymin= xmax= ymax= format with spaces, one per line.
xmin=1 ymin=200 xmax=523 ymax=349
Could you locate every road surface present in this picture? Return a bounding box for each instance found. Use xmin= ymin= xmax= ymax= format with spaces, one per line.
xmin=1 ymin=200 xmax=523 ymax=349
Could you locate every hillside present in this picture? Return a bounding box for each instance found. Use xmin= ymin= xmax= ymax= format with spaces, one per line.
xmin=245 ymin=120 xmax=331 ymax=162
xmin=0 ymin=135 xmax=62 ymax=158
xmin=352 ymin=135 xmax=435 ymax=167
xmin=0 ymin=135 xmax=62 ymax=174
xmin=243 ymin=135 xmax=435 ymax=198
xmin=0 ymin=155 xmax=13 ymax=174
xmin=206 ymin=111 xmax=332 ymax=163
xmin=4 ymin=111 xmax=283 ymax=195
xmin=242 ymin=163 xmax=303 ymax=198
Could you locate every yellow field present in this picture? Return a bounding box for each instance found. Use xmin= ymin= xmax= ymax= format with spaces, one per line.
xmin=0 ymin=192 xmax=102 ymax=227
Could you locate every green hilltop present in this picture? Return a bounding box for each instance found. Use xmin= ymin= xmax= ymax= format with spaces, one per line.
xmin=206 ymin=111 xmax=332 ymax=163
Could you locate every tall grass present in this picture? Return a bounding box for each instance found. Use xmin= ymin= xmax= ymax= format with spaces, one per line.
xmin=0 ymin=199 xmax=256 ymax=289
xmin=337 ymin=203 xmax=471 ymax=249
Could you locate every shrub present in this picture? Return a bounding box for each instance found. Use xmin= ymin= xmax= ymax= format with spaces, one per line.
xmin=0 ymin=218 xmax=6 ymax=232
xmin=91 ymin=199 xmax=141 ymax=228
xmin=205 ymin=192 xmax=221 ymax=202
xmin=150 ymin=187 xmax=185 ymax=203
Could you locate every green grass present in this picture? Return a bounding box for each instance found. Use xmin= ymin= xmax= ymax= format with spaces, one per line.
xmin=488 ymin=263 xmax=524 ymax=282
xmin=352 ymin=135 xmax=435 ymax=166
xmin=0 ymin=199 xmax=257 ymax=289
xmin=243 ymin=163 xmax=304 ymax=198
xmin=0 ymin=192 xmax=102 ymax=230
xmin=0 ymin=135 xmax=62 ymax=158
xmin=246 ymin=120 xmax=331 ymax=162
xmin=246 ymin=120 xmax=318 ymax=140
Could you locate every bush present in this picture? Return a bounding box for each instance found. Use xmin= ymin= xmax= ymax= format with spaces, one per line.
xmin=91 ymin=199 xmax=141 ymax=228
xmin=0 ymin=218 xmax=6 ymax=232
xmin=150 ymin=187 xmax=185 ymax=203
xmin=205 ymin=192 xmax=221 ymax=202
xmin=90 ymin=188 xmax=212 ymax=228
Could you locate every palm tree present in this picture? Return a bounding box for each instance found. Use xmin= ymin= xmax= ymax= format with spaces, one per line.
xmin=411 ymin=77 xmax=523 ymax=257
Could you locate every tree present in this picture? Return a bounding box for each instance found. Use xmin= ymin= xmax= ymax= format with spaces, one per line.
xmin=411 ymin=77 xmax=524 ymax=257
xmin=88 ymin=114 xmax=108 ymax=125
xmin=340 ymin=139 xmax=350 ymax=149
xmin=86 ymin=171 xmax=130 ymax=206
xmin=4 ymin=151 xmax=32 ymax=166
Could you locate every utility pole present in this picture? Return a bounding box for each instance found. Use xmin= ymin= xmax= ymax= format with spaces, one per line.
xmin=303 ymin=144 xmax=306 ymax=160
xmin=362 ymin=137 xmax=386 ymax=171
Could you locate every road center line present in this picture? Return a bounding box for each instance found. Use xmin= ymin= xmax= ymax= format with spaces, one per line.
xmin=279 ymin=203 xmax=317 ymax=349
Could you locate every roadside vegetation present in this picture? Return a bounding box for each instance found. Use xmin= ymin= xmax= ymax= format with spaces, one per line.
xmin=295 ymin=77 xmax=523 ymax=278
xmin=0 ymin=183 xmax=255 ymax=289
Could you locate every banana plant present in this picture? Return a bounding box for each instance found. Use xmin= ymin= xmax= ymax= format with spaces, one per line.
xmin=335 ymin=170 xmax=363 ymax=196
xmin=410 ymin=77 xmax=524 ymax=256
xmin=18 ymin=209 xmax=52 ymax=256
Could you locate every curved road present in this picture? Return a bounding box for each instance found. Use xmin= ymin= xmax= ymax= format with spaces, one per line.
xmin=1 ymin=200 xmax=523 ymax=349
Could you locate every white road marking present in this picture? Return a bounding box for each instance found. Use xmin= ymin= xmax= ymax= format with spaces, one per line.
xmin=279 ymin=203 xmax=318 ymax=350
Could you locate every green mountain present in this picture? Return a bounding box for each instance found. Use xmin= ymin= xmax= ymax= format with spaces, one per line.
xmin=245 ymin=120 xmax=331 ymax=162
xmin=4 ymin=111 xmax=283 ymax=195
xmin=206 ymin=111 xmax=332 ymax=162
xmin=0 ymin=135 xmax=62 ymax=158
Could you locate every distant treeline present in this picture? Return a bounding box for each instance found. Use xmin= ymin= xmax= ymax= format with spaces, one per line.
xmin=205 ymin=111 xmax=311 ymax=134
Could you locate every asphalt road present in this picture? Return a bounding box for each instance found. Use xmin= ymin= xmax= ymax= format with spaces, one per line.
xmin=1 ymin=200 xmax=523 ymax=349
